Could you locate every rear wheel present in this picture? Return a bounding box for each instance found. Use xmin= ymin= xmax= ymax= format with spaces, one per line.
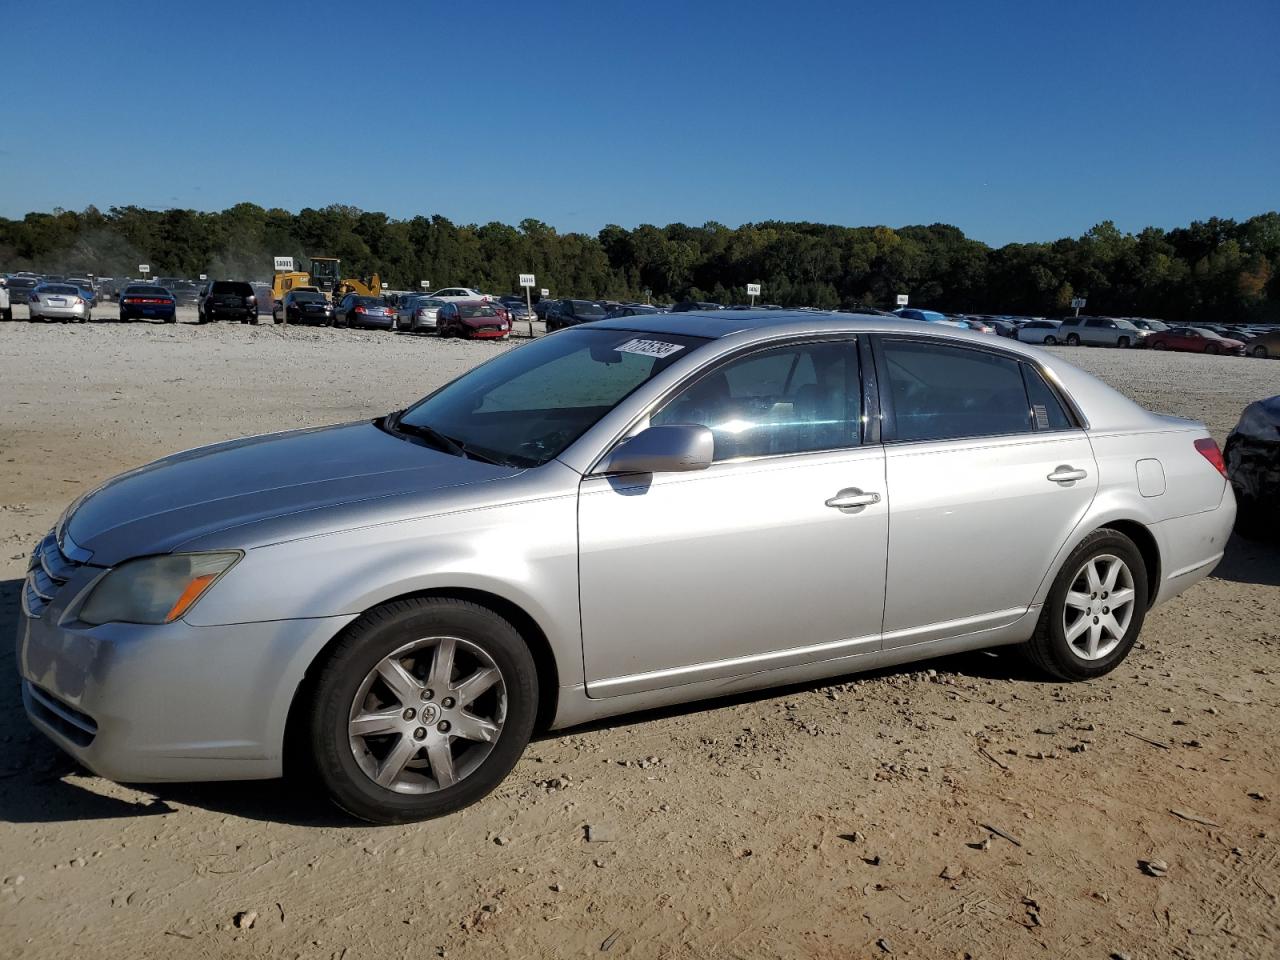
xmin=1252 ymin=344 xmax=1269 ymax=358
xmin=1043 ymin=334 xmax=1057 ymax=345
xmin=1117 ymin=336 xmax=1130 ymax=349
xmin=1153 ymin=340 xmax=1167 ymax=349
xmin=1021 ymin=529 xmax=1148 ymax=681
xmin=1065 ymin=333 xmax=1080 ymax=346
xmin=304 ymin=598 xmax=537 ymax=824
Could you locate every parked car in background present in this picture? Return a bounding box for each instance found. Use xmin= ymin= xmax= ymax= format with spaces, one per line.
xmin=28 ymin=283 xmax=92 ymax=322
xmin=1129 ymin=319 xmax=1169 ymax=334
xmin=1242 ymin=328 xmax=1280 ymax=359
xmin=983 ymin=318 xmax=1018 ymax=338
xmin=428 ymin=287 xmax=488 ymax=303
xmin=1058 ymin=316 xmax=1146 ymax=348
xmin=1224 ymin=395 xmax=1279 ymax=540
xmin=118 ymin=284 xmax=177 ymax=323
xmin=278 ymin=290 xmax=334 ymax=326
xmin=437 ymin=300 xmax=511 ymax=339
xmin=172 ymin=281 xmax=201 ymax=306
xmin=5 ymin=275 xmax=39 ymax=306
xmin=670 ymin=301 xmax=725 ymax=312
xmin=0 ymin=278 xmax=10 ymax=321
xmin=546 ymin=298 xmax=607 ymax=331
xmin=336 ymin=294 xmax=396 ymax=330
xmin=16 ymin=313 xmax=1236 ymax=824
xmin=605 ymin=304 xmax=661 ymax=319
xmin=957 ymin=317 xmax=996 ymax=334
xmin=67 ymin=277 xmax=96 ymax=302
xmin=199 ymin=281 xmax=258 ymax=324
xmin=1146 ymin=326 xmax=1246 ymax=355
xmin=395 ymin=296 xmax=448 ymax=333
xmin=1016 ymin=319 xmax=1064 ymax=345
xmin=894 ymin=308 xmax=952 ymax=324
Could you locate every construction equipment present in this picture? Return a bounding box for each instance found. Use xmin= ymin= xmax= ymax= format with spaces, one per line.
xmin=270 ymin=256 xmax=380 ymax=304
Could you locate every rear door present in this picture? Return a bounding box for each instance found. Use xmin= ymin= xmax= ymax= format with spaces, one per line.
xmin=873 ymin=335 xmax=1098 ymax=649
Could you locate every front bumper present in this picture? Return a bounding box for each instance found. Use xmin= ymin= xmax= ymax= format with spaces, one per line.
xmin=17 ymin=584 xmax=354 ymax=782
xmin=462 ymin=324 xmax=510 ymax=339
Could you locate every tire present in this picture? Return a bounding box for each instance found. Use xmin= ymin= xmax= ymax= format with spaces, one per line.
xmin=165 ymin=314 xmax=176 ymax=324
xmin=29 ymin=313 xmax=38 ymax=322
xmin=1021 ymin=529 xmax=1149 ymax=681
xmin=197 ymin=313 xmax=208 ymax=325
xmin=1117 ymin=336 xmax=1130 ymax=349
xmin=1065 ymin=333 xmax=1080 ymax=346
xmin=250 ymin=314 xmax=260 ymax=326
xmin=1153 ymin=340 xmax=1167 ymax=350
xmin=1 ymin=308 xmax=11 ymax=321
xmin=1251 ymin=345 xmax=1268 ymax=358
xmin=1204 ymin=342 xmax=1219 ymax=355
xmin=1043 ymin=335 xmax=1057 ymax=345
xmin=304 ymin=597 xmax=538 ymax=824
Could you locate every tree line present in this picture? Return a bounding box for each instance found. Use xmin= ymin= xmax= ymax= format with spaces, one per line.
xmin=1 ymin=203 xmax=1276 ymax=322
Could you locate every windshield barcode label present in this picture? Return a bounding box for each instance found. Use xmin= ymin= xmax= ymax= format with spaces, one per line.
xmin=616 ymin=338 xmax=685 ymax=359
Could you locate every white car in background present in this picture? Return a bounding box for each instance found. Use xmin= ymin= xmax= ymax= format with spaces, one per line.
xmin=1059 ymin=316 xmax=1149 ymax=348
xmin=1017 ymin=319 xmax=1064 ymax=345
xmin=428 ymin=287 xmax=489 ymax=303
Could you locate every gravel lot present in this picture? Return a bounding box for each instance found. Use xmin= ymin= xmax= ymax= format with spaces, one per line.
xmin=0 ymin=318 xmax=1277 ymax=960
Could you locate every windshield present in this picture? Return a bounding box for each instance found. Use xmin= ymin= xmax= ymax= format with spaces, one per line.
xmin=124 ymin=285 xmax=166 ymax=295
xmin=395 ymin=328 xmax=706 ymax=467
xmin=572 ymin=300 xmax=606 ymax=317
xmin=459 ymin=304 xmax=499 ymax=318
xmin=293 ymin=292 xmax=325 ymax=302
xmin=41 ymin=285 xmax=79 ymax=295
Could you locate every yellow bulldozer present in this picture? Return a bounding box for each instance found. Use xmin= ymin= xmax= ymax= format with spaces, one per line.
xmin=271 ymin=257 xmax=382 ymax=304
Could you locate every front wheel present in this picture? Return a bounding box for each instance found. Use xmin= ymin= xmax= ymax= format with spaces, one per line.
xmin=1021 ymin=529 xmax=1148 ymax=681
xmin=1117 ymin=336 xmax=1130 ymax=349
xmin=1204 ymin=342 xmax=1220 ymax=355
xmin=1065 ymin=333 xmax=1080 ymax=346
xmin=305 ymin=598 xmax=538 ymax=824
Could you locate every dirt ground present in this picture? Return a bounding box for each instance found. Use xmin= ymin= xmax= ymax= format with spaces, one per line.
xmin=0 ymin=315 xmax=1277 ymax=960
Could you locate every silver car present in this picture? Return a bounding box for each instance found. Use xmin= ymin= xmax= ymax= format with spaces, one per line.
xmin=395 ymin=296 xmax=447 ymax=332
xmin=28 ymin=283 xmax=92 ymax=322
xmin=18 ymin=313 xmax=1235 ymax=823
xmin=1059 ymin=316 xmax=1148 ymax=348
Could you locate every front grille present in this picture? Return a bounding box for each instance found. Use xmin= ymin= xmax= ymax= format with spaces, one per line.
xmin=23 ymin=531 xmax=82 ymax=619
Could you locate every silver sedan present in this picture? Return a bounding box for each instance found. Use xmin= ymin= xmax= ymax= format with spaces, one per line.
xmin=395 ymin=295 xmax=447 ymax=332
xmin=18 ymin=312 xmax=1235 ymax=822
xmin=28 ymin=283 xmax=92 ymax=322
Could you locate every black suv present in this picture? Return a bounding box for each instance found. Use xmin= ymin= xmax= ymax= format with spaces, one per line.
xmin=198 ymin=281 xmax=258 ymax=324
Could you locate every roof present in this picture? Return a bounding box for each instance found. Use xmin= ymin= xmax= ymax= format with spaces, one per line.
xmin=590 ymin=308 xmax=969 ymax=341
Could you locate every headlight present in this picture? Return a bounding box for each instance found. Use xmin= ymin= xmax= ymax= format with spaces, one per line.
xmin=80 ymin=552 xmax=240 ymax=626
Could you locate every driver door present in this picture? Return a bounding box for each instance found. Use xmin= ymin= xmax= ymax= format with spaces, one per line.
xmin=578 ymin=337 xmax=888 ymax=698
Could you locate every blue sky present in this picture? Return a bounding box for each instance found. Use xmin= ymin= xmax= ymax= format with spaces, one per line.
xmin=4 ymin=0 xmax=1277 ymax=244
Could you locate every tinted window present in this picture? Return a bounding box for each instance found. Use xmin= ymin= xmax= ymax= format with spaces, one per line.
xmin=211 ymin=281 xmax=253 ymax=295
xmin=881 ymin=339 xmax=1031 ymax=442
xmin=652 ymin=339 xmax=861 ymax=461
xmin=1022 ymin=365 xmax=1072 ymax=431
xmin=41 ymin=285 xmax=79 ymax=295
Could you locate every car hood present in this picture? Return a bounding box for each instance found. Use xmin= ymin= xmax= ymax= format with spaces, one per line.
xmin=65 ymin=421 xmax=521 ymax=565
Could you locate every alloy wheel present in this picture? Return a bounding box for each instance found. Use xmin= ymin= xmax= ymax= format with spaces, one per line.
xmin=347 ymin=635 xmax=506 ymax=794
xmin=1062 ymin=554 xmax=1136 ymax=661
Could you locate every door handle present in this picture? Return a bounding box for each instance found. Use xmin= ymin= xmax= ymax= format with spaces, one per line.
xmin=1047 ymin=465 xmax=1088 ymax=483
xmin=825 ymin=489 xmax=881 ymax=510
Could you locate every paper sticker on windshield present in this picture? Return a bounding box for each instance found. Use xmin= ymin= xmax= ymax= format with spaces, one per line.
xmin=616 ymin=338 xmax=685 ymax=359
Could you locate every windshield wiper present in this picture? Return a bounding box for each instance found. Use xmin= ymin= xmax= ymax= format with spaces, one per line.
xmin=383 ymin=410 xmax=504 ymax=465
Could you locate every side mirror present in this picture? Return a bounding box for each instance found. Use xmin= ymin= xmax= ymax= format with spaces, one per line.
xmin=598 ymin=424 xmax=714 ymax=475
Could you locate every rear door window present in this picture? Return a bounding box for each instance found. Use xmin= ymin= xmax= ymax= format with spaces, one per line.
xmin=879 ymin=339 xmax=1032 ymax=442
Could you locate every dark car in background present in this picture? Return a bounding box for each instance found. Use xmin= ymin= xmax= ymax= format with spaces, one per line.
xmin=604 ymin=304 xmax=661 ymax=319
xmin=279 ymin=289 xmax=334 ymax=326
xmin=118 ymin=284 xmax=177 ymax=323
xmin=437 ymin=300 xmax=511 ymax=339
xmin=545 ymin=298 xmax=607 ymax=331
xmin=670 ymin=300 xmax=724 ymax=312
xmin=1146 ymin=326 xmax=1246 ymax=355
xmin=5 ymin=275 xmax=39 ymax=305
xmin=199 ymin=281 xmax=258 ymax=324
xmin=336 ymin=294 xmax=395 ymax=330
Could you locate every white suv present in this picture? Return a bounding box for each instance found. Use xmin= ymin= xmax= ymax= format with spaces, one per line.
xmin=1059 ymin=316 xmax=1147 ymax=348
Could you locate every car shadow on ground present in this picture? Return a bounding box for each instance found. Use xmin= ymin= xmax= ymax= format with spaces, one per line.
xmin=2 ymin=532 xmax=1272 ymax=827
xmin=1211 ymin=533 xmax=1280 ymax=588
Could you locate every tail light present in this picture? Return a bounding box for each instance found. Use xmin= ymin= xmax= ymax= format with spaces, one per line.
xmin=246 ymin=295 xmax=256 ymax=304
xmin=355 ymin=306 xmax=366 ymax=314
xmin=1194 ymin=438 xmax=1228 ymax=478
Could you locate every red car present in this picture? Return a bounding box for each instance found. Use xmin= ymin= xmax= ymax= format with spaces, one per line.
xmin=437 ymin=300 xmax=511 ymax=339
xmin=1146 ymin=326 xmax=1245 ymax=355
